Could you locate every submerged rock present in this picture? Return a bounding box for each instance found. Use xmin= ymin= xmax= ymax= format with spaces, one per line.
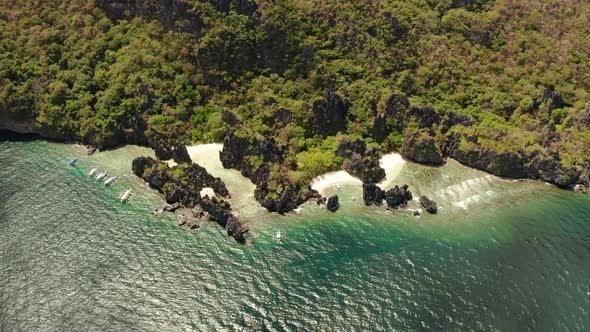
xmin=362 ymin=183 xmax=385 ymax=206
xmin=385 ymin=185 xmax=413 ymax=209
xmin=326 ymin=195 xmax=340 ymax=212
xmin=419 ymin=196 xmax=438 ymax=214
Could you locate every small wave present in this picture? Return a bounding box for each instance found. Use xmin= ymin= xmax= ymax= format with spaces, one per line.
xmin=453 ymin=191 xmax=495 ymax=210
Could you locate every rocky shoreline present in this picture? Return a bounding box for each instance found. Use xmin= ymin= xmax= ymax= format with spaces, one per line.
xmin=131 ymin=156 xmax=247 ymax=243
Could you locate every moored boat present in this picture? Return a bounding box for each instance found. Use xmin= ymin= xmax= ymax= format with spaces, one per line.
xmin=96 ymin=171 xmax=108 ymax=180
xmin=89 ymin=168 xmax=97 ymax=176
xmin=120 ymin=189 xmax=131 ymax=202
xmin=68 ymin=158 xmax=78 ymax=167
xmin=104 ymin=176 xmax=118 ymax=186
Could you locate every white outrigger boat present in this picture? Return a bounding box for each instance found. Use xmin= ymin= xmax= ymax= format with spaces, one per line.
xmin=276 ymin=230 xmax=282 ymax=243
xmin=120 ymin=189 xmax=131 ymax=202
xmin=104 ymin=176 xmax=118 ymax=186
xmin=88 ymin=168 xmax=98 ymax=176
xmin=68 ymin=158 xmax=79 ymax=167
xmin=96 ymin=171 xmax=108 ymax=180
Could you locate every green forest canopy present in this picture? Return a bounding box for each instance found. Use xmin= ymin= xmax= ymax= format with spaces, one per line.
xmin=1 ymin=0 xmax=589 ymax=181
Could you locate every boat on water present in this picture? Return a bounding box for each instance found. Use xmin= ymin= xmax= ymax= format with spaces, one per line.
xmin=88 ymin=168 xmax=97 ymax=176
xmin=120 ymin=189 xmax=131 ymax=202
xmin=104 ymin=176 xmax=118 ymax=186
xmin=276 ymin=230 xmax=282 ymax=243
xmin=68 ymin=158 xmax=78 ymax=167
xmin=96 ymin=171 xmax=108 ymax=180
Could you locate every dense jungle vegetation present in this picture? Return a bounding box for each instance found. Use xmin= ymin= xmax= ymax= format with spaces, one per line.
xmin=1 ymin=0 xmax=589 ymax=185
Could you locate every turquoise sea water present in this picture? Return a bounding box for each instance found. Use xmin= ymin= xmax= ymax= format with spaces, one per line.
xmin=1 ymin=139 xmax=589 ymax=331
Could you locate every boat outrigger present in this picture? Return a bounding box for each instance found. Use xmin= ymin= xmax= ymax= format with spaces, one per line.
xmin=120 ymin=189 xmax=131 ymax=202
xmin=96 ymin=171 xmax=108 ymax=180
xmin=276 ymin=230 xmax=282 ymax=243
xmin=89 ymin=168 xmax=98 ymax=176
xmin=68 ymin=158 xmax=78 ymax=167
xmin=104 ymin=176 xmax=118 ymax=186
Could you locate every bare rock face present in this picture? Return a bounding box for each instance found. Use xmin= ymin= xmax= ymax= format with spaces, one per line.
xmin=419 ymin=196 xmax=437 ymax=214
xmin=337 ymin=138 xmax=385 ymax=184
xmin=401 ymin=128 xmax=444 ymax=166
xmin=313 ymin=87 xmax=350 ymax=136
xmin=219 ymin=127 xmax=319 ymax=213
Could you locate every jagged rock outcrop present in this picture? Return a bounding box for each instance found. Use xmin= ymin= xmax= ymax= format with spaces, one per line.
xmin=362 ymin=183 xmax=385 ymax=206
xmin=326 ymin=195 xmax=340 ymax=212
xmin=263 ymin=108 xmax=293 ymax=128
xmin=219 ymin=127 xmax=319 ymax=212
xmin=254 ymin=176 xmax=318 ymax=213
xmin=131 ymin=156 xmax=246 ymax=242
xmin=132 ymin=157 xmax=229 ymax=203
xmin=385 ymin=185 xmax=413 ymax=209
xmin=313 ymin=86 xmax=350 ymax=136
xmin=401 ymin=128 xmax=444 ymax=165
xmin=441 ymin=112 xmax=473 ymax=133
xmin=220 ymin=127 xmax=283 ymax=184
xmin=200 ymin=197 xmax=247 ymax=243
xmin=419 ymin=196 xmax=437 ymax=214
xmin=222 ymin=110 xmax=242 ymax=127
xmin=337 ymin=138 xmax=385 ymax=183
xmin=151 ymin=139 xmax=191 ymax=164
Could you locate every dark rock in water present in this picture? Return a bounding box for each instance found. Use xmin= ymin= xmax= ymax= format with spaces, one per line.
xmin=131 ymin=156 xmax=246 ymax=242
xmin=163 ymin=202 xmax=182 ymax=212
xmin=200 ymin=197 xmax=247 ymax=243
xmin=337 ymin=138 xmax=385 ymax=183
xmin=326 ymin=195 xmax=340 ymax=212
xmin=254 ymin=176 xmax=319 ymax=213
xmin=419 ymin=196 xmax=438 ymax=214
xmin=385 ymin=185 xmax=413 ymax=208
xmin=86 ymin=146 xmax=97 ymax=155
xmin=317 ymin=197 xmax=327 ymax=205
xmin=362 ymin=183 xmax=385 ymax=206
xmin=402 ymin=129 xmax=444 ymax=165
xmin=412 ymin=210 xmax=421 ymax=216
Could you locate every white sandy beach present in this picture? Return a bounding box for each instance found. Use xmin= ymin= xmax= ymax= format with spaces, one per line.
xmin=377 ymin=152 xmax=407 ymax=189
xmin=310 ymin=170 xmax=363 ymax=195
xmin=310 ymin=152 xmax=406 ymax=195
